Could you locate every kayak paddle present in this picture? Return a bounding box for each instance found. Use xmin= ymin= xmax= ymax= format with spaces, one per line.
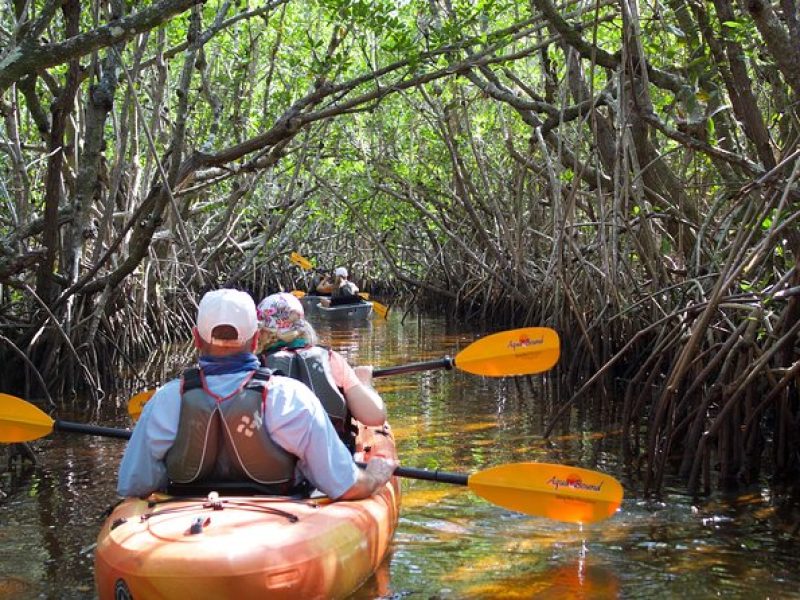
xmin=0 ymin=395 xmax=622 ymax=524
xmin=357 ymin=293 xmax=390 ymax=319
xmin=124 ymin=327 xmax=559 ymax=420
xmin=357 ymin=461 xmax=623 ymax=525
xmin=373 ymin=327 xmax=560 ymax=378
xmin=0 ymin=393 xmax=133 ymax=442
xmin=290 ymin=252 xmax=314 ymax=270
xmin=128 ymin=389 xmax=155 ymax=423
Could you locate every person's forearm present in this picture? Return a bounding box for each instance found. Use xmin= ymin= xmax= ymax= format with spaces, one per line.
xmin=346 ymin=383 xmax=386 ymax=426
xmin=337 ymin=457 xmax=396 ymax=500
xmin=338 ymin=469 xmax=383 ymax=500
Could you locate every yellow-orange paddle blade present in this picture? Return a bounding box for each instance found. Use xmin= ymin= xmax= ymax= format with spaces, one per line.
xmin=371 ymin=300 xmax=390 ymax=319
xmin=389 ymin=460 xmax=622 ymax=523
xmin=467 ymin=462 xmax=623 ymax=524
xmin=290 ymin=289 xmax=306 ymax=298
xmin=0 ymin=393 xmax=55 ymax=442
xmin=127 ymin=389 xmax=155 ymax=422
xmin=454 ymin=327 xmax=559 ymax=377
xmin=290 ymin=252 xmax=313 ymax=270
xmin=0 ymin=396 xmax=131 ymax=441
xmin=358 ymin=293 xmax=390 ymax=319
xmin=358 ymin=292 xmax=389 ymax=319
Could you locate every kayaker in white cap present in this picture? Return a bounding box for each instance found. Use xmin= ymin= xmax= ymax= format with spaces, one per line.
xmin=256 ymin=292 xmax=386 ymax=440
xmin=317 ymin=266 xmax=362 ymax=306
xmin=116 ymin=288 xmax=396 ymax=501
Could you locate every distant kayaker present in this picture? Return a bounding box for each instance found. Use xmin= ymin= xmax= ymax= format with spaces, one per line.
xmin=116 ymin=288 xmax=396 ymax=501
xmin=314 ymin=268 xmax=338 ymax=295
xmin=309 ymin=271 xmax=330 ymax=296
xmin=256 ymin=292 xmax=386 ymax=446
xmin=318 ymin=266 xmax=363 ymax=306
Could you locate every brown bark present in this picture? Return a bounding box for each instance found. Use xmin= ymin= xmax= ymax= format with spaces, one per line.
xmin=0 ymin=0 xmax=203 ymax=93
xmin=710 ymin=0 xmax=776 ymax=170
xmin=68 ymin=0 xmax=126 ymax=288
xmin=746 ymin=0 xmax=800 ymax=96
xmin=34 ymin=0 xmax=82 ymax=306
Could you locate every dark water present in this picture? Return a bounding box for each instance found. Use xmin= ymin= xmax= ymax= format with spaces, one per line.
xmin=1 ymin=314 xmax=799 ymax=599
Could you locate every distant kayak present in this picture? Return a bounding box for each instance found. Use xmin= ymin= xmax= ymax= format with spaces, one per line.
xmin=95 ymin=423 xmax=400 ymax=600
xmin=316 ymin=301 xmax=373 ymax=322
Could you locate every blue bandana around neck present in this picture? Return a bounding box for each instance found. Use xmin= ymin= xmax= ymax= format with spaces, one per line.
xmin=198 ymin=352 xmax=260 ymax=376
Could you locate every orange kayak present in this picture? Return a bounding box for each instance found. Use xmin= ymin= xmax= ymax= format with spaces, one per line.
xmin=95 ymin=423 xmax=400 ymax=600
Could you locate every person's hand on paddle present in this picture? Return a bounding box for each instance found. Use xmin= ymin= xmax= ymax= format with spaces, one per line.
xmin=354 ymin=365 xmax=374 ymax=387
xmin=364 ymin=456 xmax=398 ymax=486
xmin=339 ymin=456 xmax=398 ymax=500
xmin=316 ymin=274 xmax=334 ymax=295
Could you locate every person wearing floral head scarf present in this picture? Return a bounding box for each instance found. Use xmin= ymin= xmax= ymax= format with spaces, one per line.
xmin=256 ymin=292 xmax=386 ymax=442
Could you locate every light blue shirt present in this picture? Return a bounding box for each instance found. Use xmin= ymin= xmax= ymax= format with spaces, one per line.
xmin=117 ymin=371 xmax=359 ymax=499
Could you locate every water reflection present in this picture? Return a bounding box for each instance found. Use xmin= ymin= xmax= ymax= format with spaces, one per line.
xmin=0 ymin=435 xmax=121 ymax=600
xmin=1 ymin=314 xmax=799 ymax=599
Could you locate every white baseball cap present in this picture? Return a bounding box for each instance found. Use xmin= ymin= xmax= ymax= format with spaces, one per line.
xmin=334 ymin=267 xmax=348 ymax=277
xmin=196 ymin=289 xmax=258 ymax=346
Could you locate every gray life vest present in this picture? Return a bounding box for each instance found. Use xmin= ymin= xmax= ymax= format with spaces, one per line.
xmin=262 ymin=346 xmax=354 ymax=449
xmin=165 ymin=367 xmax=296 ymax=495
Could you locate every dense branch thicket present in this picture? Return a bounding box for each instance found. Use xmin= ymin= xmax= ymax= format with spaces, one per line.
xmin=0 ymin=0 xmax=798 ymax=495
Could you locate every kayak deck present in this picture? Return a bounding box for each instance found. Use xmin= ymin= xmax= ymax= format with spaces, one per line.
xmin=95 ymin=424 xmax=400 ymax=600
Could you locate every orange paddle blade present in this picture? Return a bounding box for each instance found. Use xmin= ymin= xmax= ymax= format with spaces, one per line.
xmin=290 ymin=252 xmax=313 ymax=270
xmin=467 ymin=462 xmax=623 ymax=524
xmin=454 ymin=327 xmax=560 ymax=376
xmin=127 ymin=389 xmax=155 ymax=422
xmin=290 ymin=290 xmax=306 ymax=298
xmin=359 ymin=293 xmax=390 ymax=319
xmin=371 ymin=301 xmax=390 ymax=319
xmin=0 ymin=393 xmax=55 ymax=442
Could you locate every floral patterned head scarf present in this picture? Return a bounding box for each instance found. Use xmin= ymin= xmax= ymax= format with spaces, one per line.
xmin=257 ymin=292 xmax=307 ymax=336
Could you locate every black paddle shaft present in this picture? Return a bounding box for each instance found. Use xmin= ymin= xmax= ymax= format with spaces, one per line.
xmin=54 ymin=419 xmax=132 ymax=439
xmin=373 ymin=357 xmax=454 ymax=378
xmin=356 ymin=462 xmax=468 ymax=486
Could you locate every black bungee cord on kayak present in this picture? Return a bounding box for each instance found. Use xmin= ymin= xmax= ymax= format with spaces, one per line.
xmin=136 ymin=500 xmax=300 ymax=525
xmin=135 ymin=491 xmax=300 ymax=524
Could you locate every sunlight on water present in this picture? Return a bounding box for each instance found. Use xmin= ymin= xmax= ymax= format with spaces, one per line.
xmin=1 ymin=314 xmax=799 ymax=599
xmin=0 ymin=576 xmax=34 ymax=599
xmin=400 ymin=487 xmax=458 ymax=511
